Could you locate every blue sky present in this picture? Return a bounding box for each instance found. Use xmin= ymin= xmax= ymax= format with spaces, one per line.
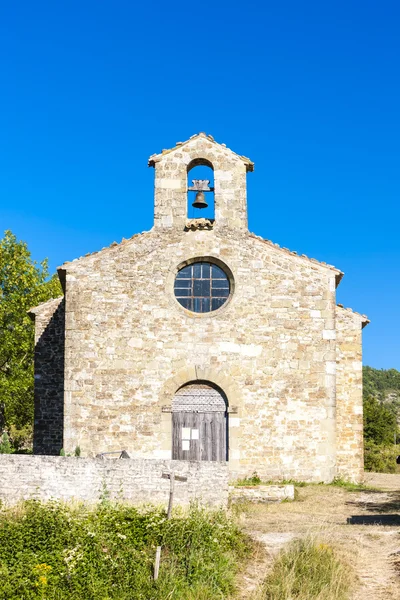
xmin=0 ymin=1 xmax=399 ymax=369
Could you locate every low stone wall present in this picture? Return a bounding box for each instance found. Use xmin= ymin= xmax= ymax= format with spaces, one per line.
xmin=0 ymin=456 xmax=229 ymax=507
xmin=229 ymin=484 xmax=295 ymax=503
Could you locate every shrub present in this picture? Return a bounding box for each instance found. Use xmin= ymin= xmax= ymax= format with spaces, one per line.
xmin=8 ymin=423 xmax=32 ymax=452
xmin=261 ymin=536 xmax=352 ymax=600
xmin=363 ymin=394 xmax=398 ymax=445
xmin=0 ymin=432 xmax=12 ymax=454
xmin=329 ymin=477 xmax=373 ymax=491
xmin=235 ymin=471 xmax=262 ymax=486
xmin=364 ymin=442 xmax=399 ymax=473
xmin=0 ymin=501 xmax=249 ymax=599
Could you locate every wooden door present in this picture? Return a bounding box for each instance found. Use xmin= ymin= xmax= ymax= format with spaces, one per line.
xmin=172 ymin=383 xmax=228 ymax=462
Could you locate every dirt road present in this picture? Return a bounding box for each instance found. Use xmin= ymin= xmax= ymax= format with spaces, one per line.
xmin=236 ymin=474 xmax=400 ymax=599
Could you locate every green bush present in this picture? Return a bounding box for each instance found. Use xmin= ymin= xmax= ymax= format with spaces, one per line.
xmin=8 ymin=424 xmax=33 ymax=452
xmin=363 ymin=395 xmax=398 ymax=445
xmin=364 ymin=442 xmax=399 ymax=473
xmin=0 ymin=501 xmax=249 ymax=599
xmin=234 ymin=471 xmax=262 ymax=486
xmin=0 ymin=432 xmax=12 ymax=454
xmin=329 ymin=477 xmax=375 ymax=492
xmin=262 ymin=537 xmax=352 ymax=600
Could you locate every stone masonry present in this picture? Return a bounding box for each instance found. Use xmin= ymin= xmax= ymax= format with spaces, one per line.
xmin=0 ymin=455 xmax=228 ymax=507
xmin=29 ymin=133 xmax=369 ymax=482
xmin=29 ymin=297 xmax=65 ymax=454
xmin=335 ymin=306 xmax=366 ymax=481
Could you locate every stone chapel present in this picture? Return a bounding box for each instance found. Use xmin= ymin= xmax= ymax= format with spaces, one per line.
xmin=29 ymin=133 xmax=369 ymax=482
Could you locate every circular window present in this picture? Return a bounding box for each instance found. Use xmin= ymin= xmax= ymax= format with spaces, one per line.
xmin=174 ymin=261 xmax=231 ymax=313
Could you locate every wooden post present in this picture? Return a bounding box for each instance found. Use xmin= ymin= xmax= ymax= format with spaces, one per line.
xmin=154 ymin=545 xmax=161 ymax=581
xmin=167 ymin=471 xmax=175 ymax=519
xmin=153 ymin=471 xmax=187 ymax=580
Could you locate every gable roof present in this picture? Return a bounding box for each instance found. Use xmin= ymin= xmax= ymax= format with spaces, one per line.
xmin=148 ymin=132 xmax=254 ymax=172
xmin=337 ymin=304 xmax=370 ymax=328
xmin=28 ymin=296 xmax=64 ymax=320
xmin=249 ymin=232 xmax=344 ymax=285
xmin=57 ymin=230 xmax=151 ymax=272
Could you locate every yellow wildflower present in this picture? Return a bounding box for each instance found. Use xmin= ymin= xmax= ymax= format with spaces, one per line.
xmin=34 ymin=563 xmax=52 ymax=571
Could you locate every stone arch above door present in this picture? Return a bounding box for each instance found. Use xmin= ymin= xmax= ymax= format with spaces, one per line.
xmin=157 ymin=366 xmax=242 ymax=415
xmin=173 ymin=382 xmax=227 ymax=413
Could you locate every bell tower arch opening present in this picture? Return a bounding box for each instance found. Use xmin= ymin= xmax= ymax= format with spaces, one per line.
xmin=149 ymin=133 xmax=253 ymax=231
xmin=172 ymin=381 xmax=228 ymax=462
xmin=187 ymin=159 xmax=215 ymax=221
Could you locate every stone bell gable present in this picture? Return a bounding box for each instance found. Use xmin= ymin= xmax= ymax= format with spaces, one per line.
xmin=149 ymin=132 xmax=253 ymax=231
xmin=29 ymin=133 xmax=369 ymax=482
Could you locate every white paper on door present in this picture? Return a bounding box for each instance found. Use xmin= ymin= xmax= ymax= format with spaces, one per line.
xmin=182 ymin=428 xmax=191 ymax=440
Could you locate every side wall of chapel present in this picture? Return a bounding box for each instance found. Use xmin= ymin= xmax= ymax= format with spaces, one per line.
xmin=335 ymin=306 xmax=364 ymax=481
xmin=30 ymin=297 xmax=65 ymax=455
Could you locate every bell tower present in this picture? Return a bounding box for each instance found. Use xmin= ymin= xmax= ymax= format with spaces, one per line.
xmin=148 ymin=133 xmax=254 ymax=231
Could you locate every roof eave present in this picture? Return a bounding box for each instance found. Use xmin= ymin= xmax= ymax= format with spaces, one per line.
xmin=27 ymin=296 xmax=64 ymax=320
xmin=337 ymin=303 xmax=370 ymax=328
xmin=249 ymin=233 xmax=343 ymax=277
xmin=361 ymin=314 xmax=370 ymax=328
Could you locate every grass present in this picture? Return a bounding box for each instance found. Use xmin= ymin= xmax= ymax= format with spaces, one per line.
xmin=233 ymin=473 xmax=308 ymax=488
xmin=235 ymin=475 xmax=400 ymax=599
xmin=234 ymin=472 xmax=263 ymax=486
xmin=259 ymin=536 xmax=353 ymax=600
xmin=0 ymin=500 xmax=250 ymax=599
xmin=328 ymin=477 xmax=380 ymax=492
xmin=233 ymin=473 xmax=380 ymax=492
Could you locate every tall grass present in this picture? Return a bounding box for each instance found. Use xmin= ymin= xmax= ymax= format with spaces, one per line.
xmin=0 ymin=500 xmax=249 ymax=599
xmin=261 ymin=536 xmax=353 ymax=600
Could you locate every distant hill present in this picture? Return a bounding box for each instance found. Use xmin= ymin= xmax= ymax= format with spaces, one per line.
xmin=363 ymin=366 xmax=400 ymax=423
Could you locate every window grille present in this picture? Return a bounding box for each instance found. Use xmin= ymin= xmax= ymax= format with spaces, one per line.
xmin=174 ymin=262 xmax=230 ymax=313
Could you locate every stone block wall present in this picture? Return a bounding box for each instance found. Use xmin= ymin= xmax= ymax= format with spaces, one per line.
xmin=29 ymin=134 xmax=368 ymax=484
xmin=29 ymin=298 xmax=65 ymax=455
xmin=336 ymin=306 xmax=365 ymax=481
xmin=60 ymin=225 xmax=340 ymax=482
xmin=229 ymin=484 xmax=295 ymax=503
xmin=0 ymin=456 xmax=228 ymax=507
xmin=150 ymin=133 xmax=251 ymax=232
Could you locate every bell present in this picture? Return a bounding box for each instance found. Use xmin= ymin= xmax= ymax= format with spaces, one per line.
xmin=192 ymin=191 xmax=208 ymax=209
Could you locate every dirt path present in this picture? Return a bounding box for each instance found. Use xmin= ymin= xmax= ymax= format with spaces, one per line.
xmin=364 ymin=471 xmax=400 ymax=492
xmin=235 ymin=474 xmax=400 ymax=599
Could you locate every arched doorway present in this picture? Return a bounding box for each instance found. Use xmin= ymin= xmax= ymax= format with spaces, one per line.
xmin=172 ymin=382 xmax=228 ymax=461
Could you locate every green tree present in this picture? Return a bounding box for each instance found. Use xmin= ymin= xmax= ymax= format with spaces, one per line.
xmin=363 ymin=365 xmax=400 ymax=402
xmin=0 ymin=230 xmax=62 ymax=448
xmin=363 ymin=394 xmax=397 ymax=445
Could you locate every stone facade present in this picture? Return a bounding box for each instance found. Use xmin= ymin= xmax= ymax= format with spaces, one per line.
xmin=0 ymin=455 xmax=228 ymax=507
xmin=30 ymin=133 xmax=369 ymax=482
xmin=335 ymin=306 xmax=365 ymax=480
xmin=29 ymin=297 xmax=65 ymax=455
xmin=229 ymin=484 xmax=295 ymax=503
